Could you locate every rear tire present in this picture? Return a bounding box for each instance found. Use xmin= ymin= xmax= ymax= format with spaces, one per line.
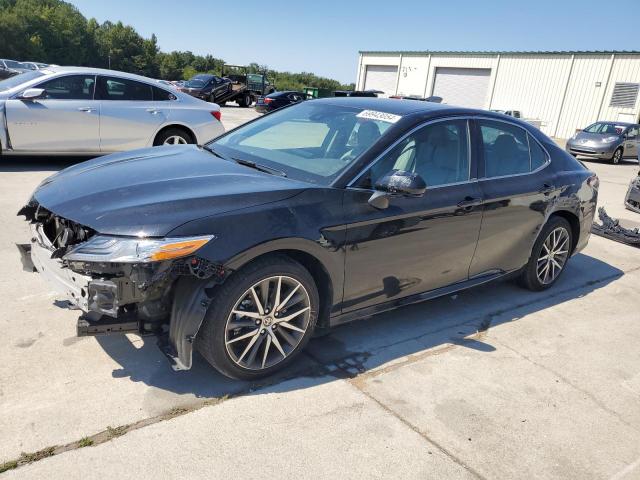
xmin=153 ymin=128 xmax=193 ymax=146
xmin=238 ymin=93 xmax=252 ymax=108
xmin=518 ymin=217 xmax=573 ymax=291
xmin=196 ymin=255 xmax=319 ymax=380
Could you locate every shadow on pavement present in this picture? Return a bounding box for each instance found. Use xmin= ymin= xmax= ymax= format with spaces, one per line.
xmin=94 ymin=252 xmax=623 ymax=400
xmin=0 ymin=156 xmax=90 ymax=172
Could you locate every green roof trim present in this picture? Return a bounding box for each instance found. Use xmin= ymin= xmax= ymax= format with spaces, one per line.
xmin=359 ymin=50 xmax=640 ymax=56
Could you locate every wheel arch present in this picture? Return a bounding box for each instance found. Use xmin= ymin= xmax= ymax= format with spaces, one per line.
xmin=152 ymin=123 xmax=197 ymax=146
xmin=549 ymin=210 xmax=580 ymax=254
xmin=224 ymin=243 xmax=336 ymax=330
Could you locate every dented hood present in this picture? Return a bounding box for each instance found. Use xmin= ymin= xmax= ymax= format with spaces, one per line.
xmin=31 ymin=145 xmax=310 ymax=236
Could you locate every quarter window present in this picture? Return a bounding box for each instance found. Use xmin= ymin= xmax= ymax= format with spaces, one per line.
xmin=37 ymin=75 xmax=95 ymax=100
xmin=97 ymin=76 xmax=152 ymax=101
xmin=152 ymin=86 xmax=176 ymax=101
xmin=479 ymin=120 xmax=531 ymax=177
xmin=528 ymin=135 xmax=548 ymax=170
xmin=358 ymin=119 xmax=470 ymax=188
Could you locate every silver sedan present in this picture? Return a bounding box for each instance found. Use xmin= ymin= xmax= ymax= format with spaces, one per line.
xmin=0 ymin=66 xmax=224 ymax=155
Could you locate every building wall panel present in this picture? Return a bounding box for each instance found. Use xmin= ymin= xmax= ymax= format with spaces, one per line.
xmin=556 ymin=55 xmax=612 ymax=138
xmin=599 ymin=55 xmax=640 ymax=124
xmin=490 ymin=55 xmax=573 ymax=136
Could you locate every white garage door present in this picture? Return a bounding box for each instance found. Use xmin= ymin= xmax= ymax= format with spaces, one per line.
xmin=364 ymin=65 xmax=398 ymax=97
xmin=432 ymin=67 xmax=491 ymax=109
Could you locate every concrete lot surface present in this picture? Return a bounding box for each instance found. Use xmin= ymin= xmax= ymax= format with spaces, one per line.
xmin=1 ymin=108 xmax=639 ymax=479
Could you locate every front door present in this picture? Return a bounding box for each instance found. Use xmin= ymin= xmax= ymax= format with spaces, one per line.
xmin=6 ymin=74 xmax=99 ymax=152
xmin=625 ymin=126 xmax=639 ymax=158
xmin=96 ymin=75 xmax=168 ymax=152
xmin=342 ymin=118 xmax=483 ymax=313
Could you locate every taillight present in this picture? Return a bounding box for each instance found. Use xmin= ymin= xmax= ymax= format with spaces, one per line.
xmin=587 ymin=174 xmax=599 ymax=190
xmin=211 ymin=111 xmax=221 ymax=121
xmin=264 ymin=98 xmax=274 ymax=104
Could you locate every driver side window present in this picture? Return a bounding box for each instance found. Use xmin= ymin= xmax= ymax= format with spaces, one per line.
xmin=37 ymin=75 xmax=95 ymax=100
xmin=357 ymin=119 xmax=470 ymax=189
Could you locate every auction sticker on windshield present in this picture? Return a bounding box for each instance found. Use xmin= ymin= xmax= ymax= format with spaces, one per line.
xmin=356 ymin=110 xmax=402 ymax=124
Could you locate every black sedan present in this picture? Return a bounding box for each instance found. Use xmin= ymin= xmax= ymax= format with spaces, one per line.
xmin=18 ymin=98 xmax=599 ymax=380
xmin=178 ymin=73 xmax=232 ymax=103
xmin=255 ymin=91 xmax=306 ymax=113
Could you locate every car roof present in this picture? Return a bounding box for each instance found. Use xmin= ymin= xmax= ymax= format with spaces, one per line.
xmin=43 ymin=66 xmax=164 ymax=84
xmin=311 ymin=96 xmax=503 ymax=118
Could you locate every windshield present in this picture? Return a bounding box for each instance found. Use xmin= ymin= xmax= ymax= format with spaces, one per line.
xmin=20 ymin=63 xmax=36 ymax=70
xmin=0 ymin=71 xmax=44 ymax=92
xmin=184 ymin=77 xmax=209 ymax=88
xmin=209 ymin=102 xmax=394 ymax=185
xmin=584 ymin=122 xmax=625 ymax=135
xmin=4 ymin=60 xmax=23 ymax=68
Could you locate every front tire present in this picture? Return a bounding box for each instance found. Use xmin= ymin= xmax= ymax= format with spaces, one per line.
xmin=518 ymin=217 xmax=573 ymax=291
xmin=612 ymin=147 xmax=623 ymax=165
xmin=196 ymin=255 xmax=319 ymax=380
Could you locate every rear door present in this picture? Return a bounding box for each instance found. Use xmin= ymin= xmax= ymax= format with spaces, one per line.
xmin=6 ymin=74 xmax=99 ymax=152
xmin=469 ymin=118 xmax=555 ymax=276
xmin=96 ymin=75 xmax=168 ymax=152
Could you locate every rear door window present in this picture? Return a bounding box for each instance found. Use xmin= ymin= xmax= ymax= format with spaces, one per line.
xmin=152 ymin=86 xmax=176 ymax=101
xmin=97 ymin=76 xmax=153 ymax=101
xmin=479 ymin=120 xmax=531 ymax=177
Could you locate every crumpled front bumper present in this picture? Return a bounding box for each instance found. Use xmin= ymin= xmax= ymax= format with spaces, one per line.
xmin=24 ymin=222 xmax=92 ymax=312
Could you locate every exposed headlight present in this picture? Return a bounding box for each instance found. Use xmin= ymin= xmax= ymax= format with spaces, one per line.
xmin=63 ymin=235 xmax=214 ymax=263
xmin=603 ymin=136 xmax=618 ymax=143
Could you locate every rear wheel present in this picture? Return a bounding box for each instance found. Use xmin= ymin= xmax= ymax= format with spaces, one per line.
xmin=196 ymin=255 xmax=319 ymax=380
xmin=612 ymin=147 xmax=623 ymax=165
xmin=153 ymin=128 xmax=193 ymax=146
xmin=518 ymin=217 xmax=572 ymax=291
xmin=238 ymin=93 xmax=252 ymax=108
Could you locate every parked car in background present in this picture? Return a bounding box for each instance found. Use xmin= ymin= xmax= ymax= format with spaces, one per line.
xmin=17 ymin=98 xmax=598 ymax=380
xmin=179 ymin=73 xmax=233 ymax=103
xmin=0 ymin=66 xmax=224 ymax=155
xmin=566 ymin=121 xmax=639 ymax=164
xmin=255 ymin=91 xmax=305 ymax=113
xmin=0 ymin=59 xmax=29 ymax=79
xmin=625 ymin=170 xmax=640 ymax=213
xmin=19 ymin=61 xmax=50 ymax=70
xmin=491 ymin=109 xmax=522 ymax=118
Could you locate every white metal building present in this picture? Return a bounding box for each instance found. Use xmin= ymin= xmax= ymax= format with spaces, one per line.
xmin=356 ymin=51 xmax=640 ymax=138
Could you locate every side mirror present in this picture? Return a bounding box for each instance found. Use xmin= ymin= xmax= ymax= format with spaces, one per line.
xmin=18 ymin=88 xmax=45 ymax=101
xmin=368 ymin=170 xmax=427 ymax=209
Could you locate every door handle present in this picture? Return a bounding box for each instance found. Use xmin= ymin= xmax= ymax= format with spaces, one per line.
xmin=457 ymin=196 xmax=482 ymax=208
xmin=77 ymin=107 xmax=95 ymax=112
xmin=146 ymin=108 xmax=160 ymax=114
xmin=538 ymin=183 xmax=556 ymax=195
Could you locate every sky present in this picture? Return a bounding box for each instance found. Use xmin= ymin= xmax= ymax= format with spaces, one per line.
xmin=69 ymin=0 xmax=637 ymax=84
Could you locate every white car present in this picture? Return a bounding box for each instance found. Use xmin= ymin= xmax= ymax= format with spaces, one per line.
xmin=0 ymin=66 xmax=224 ymax=155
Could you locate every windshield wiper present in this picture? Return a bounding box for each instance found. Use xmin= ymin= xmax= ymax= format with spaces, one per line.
xmin=202 ymin=145 xmax=287 ymax=177
xmin=231 ymin=157 xmax=287 ymax=177
xmin=202 ymin=144 xmax=226 ymax=159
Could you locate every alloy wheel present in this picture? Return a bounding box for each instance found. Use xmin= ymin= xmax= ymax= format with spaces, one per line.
xmin=613 ymin=149 xmax=622 ymax=164
xmin=225 ymin=275 xmax=311 ymax=371
xmin=163 ymin=135 xmax=188 ymax=145
xmin=536 ymin=227 xmax=570 ymax=285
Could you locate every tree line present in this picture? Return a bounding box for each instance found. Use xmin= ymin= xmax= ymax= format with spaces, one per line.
xmin=0 ymin=0 xmax=355 ymax=91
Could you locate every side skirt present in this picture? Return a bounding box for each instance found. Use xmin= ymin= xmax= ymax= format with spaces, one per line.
xmin=329 ymin=270 xmax=512 ymax=327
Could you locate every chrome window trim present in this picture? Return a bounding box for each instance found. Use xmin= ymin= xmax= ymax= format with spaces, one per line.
xmin=15 ymin=73 xmax=99 ymax=101
xmin=474 ymin=115 xmax=551 ymax=180
xmin=347 ymin=116 xmax=475 ymax=189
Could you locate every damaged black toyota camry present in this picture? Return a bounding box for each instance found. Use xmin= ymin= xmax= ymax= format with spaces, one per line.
xmin=18 ymin=98 xmax=599 ymax=380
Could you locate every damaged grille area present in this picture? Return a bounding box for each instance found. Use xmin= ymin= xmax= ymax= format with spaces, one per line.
xmin=19 ymin=200 xmax=95 ymax=255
